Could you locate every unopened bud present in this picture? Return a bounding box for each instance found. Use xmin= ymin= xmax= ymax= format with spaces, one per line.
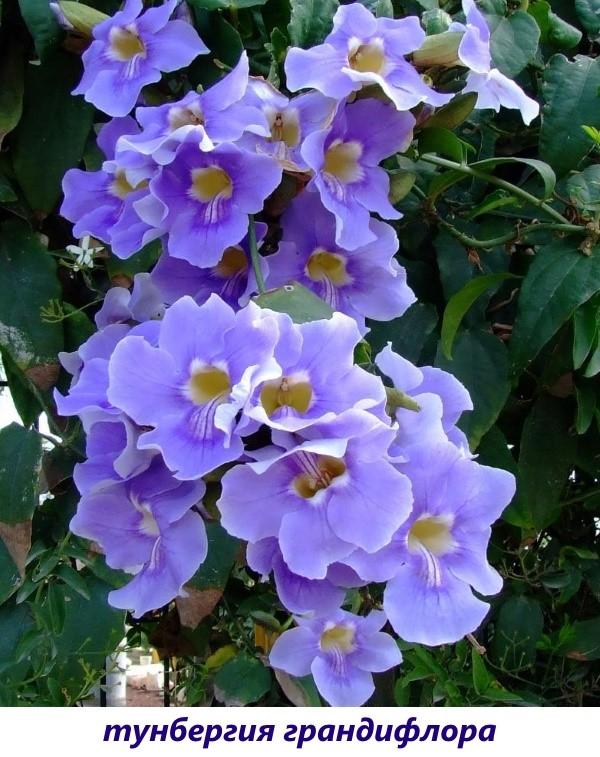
xmin=412 ymin=32 xmax=463 ymax=68
xmin=421 ymin=9 xmax=453 ymax=35
xmin=56 ymin=1 xmax=109 ymax=36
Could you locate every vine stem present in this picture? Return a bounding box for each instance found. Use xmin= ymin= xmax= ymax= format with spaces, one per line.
xmin=248 ymin=215 xmax=266 ymax=294
xmin=436 ymin=216 xmax=585 ymax=249
xmin=420 ymin=153 xmax=571 ymax=225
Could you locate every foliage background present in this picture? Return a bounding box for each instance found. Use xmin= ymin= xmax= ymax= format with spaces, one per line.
xmin=0 ymin=0 xmax=599 ymax=707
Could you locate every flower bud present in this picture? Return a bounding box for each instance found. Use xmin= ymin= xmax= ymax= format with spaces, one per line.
xmin=54 ymin=1 xmax=109 ymax=36
xmin=412 ymin=31 xmax=463 ymax=68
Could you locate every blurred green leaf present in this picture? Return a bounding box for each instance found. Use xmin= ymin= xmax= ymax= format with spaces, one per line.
xmin=214 ymin=654 xmax=271 ymax=705
xmin=288 ymin=0 xmax=338 ymax=47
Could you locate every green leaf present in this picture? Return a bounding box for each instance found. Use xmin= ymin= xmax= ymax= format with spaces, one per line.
xmin=470 ymin=157 xmax=556 ymax=200
xmin=1 ymin=349 xmax=42 ymax=427
xmin=214 ymin=654 xmax=271 ymax=705
xmin=529 ymin=1 xmax=582 ymax=48
xmin=583 ymin=335 xmax=600 ymax=377
xmin=56 ymin=564 xmax=91 ymax=600
xmin=510 ymin=239 xmax=600 ymax=377
xmin=388 ymin=169 xmax=417 ymax=204
xmin=559 ymin=617 xmax=600 ymax=660
xmin=572 ymin=296 xmax=599 ymax=369
xmin=441 ymin=273 xmax=517 ymax=359
xmin=187 ymin=0 xmax=267 ymax=9
xmin=45 ymin=581 xmax=66 ymax=635
xmin=435 ymin=330 xmax=510 ymax=450
xmin=490 ymin=596 xmax=544 ymax=671
xmin=0 ymin=540 xmax=21 ymax=604
xmin=12 ymin=51 xmax=95 ymax=215
xmin=510 ymin=395 xmax=577 ymax=530
xmin=358 ymin=0 xmax=393 ymax=17
xmin=52 ymin=576 xmax=126 ymax=698
xmin=0 ymin=175 xmax=18 ymax=203
xmin=471 ymin=648 xmax=494 ymax=695
xmin=490 ymin=10 xmax=540 ymax=77
xmin=254 ymin=282 xmax=334 ymax=323
xmin=566 ymin=165 xmax=600 ymax=211
xmin=419 ymin=126 xmax=474 ymax=163
xmin=188 ymin=522 xmax=239 ymax=591
xmin=540 ymin=55 xmax=600 ymax=176
xmin=367 ymin=302 xmax=438 ymax=364
xmin=288 ymin=0 xmax=338 ymax=47
xmin=18 ymin=0 xmax=62 ymax=60
xmin=422 ymin=92 xmax=477 ymax=131
xmin=575 ymin=381 xmax=596 ymax=434
xmin=575 ymin=0 xmax=600 ymax=36
xmin=0 ymin=220 xmax=63 ymax=374
xmin=0 ymin=423 xmax=42 ymax=523
xmin=0 ymin=603 xmax=34 ymax=683
xmin=0 ymin=42 xmax=25 ymax=148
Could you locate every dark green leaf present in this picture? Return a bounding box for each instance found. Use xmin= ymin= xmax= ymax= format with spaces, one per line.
xmin=490 ymin=10 xmax=540 ymax=77
xmin=573 ymin=296 xmax=599 ymax=369
xmin=288 ymin=0 xmax=338 ymax=47
xmin=441 ymin=273 xmax=517 ymax=359
xmin=529 ymin=1 xmax=582 ymax=48
xmin=575 ymin=381 xmax=596 ymax=434
xmin=0 ymin=42 xmax=25 ymax=148
xmin=254 ymin=282 xmax=334 ymax=323
xmin=0 ymin=423 xmax=42 ymax=523
xmin=214 ymin=654 xmax=271 ymax=705
xmin=436 ymin=330 xmax=510 ymax=450
xmin=0 ymin=220 xmax=63 ymax=374
xmin=540 ymin=55 xmax=600 ymax=176
xmin=188 ymin=522 xmax=239 ymax=591
xmin=18 ymin=0 xmax=62 ymax=60
xmin=491 ymin=596 xmax=544 ymax=670
xmin=1 ymin=349 xmax=42 ymax=427
xmin=471 ymin=648 xmax=494 ymax=695
xmin=470 ymin=157 xmax=556 ymax=200
xmin=566 ymin=165 xmax=600 ymax=211
xmin=422 ymin=92 xmax=477 ymax=131
xmin=559 ymin=617 xmax=600 ymax=660
xmin=575 ymin=0 xmax=600 ymax=36
xmin=419 ymin=127 xmax=473 ymax=163
xmin=274 ymin=670 xmax=322 ymax=706
xmin=0 ymin=540 xmax=21 ymax=603
xmin=56 ymin=564 xmax=90 ymax=600
xmin=358 ymin=0 xmax=393 ymax=17
xmin=510 ymin=239 xmax=600 ymax=377
xmin=367 ymin=303 xmax=438 ymax=364
xmin=510 ymin=395 xmax=577 ymax=530
xmin=45 ymin=581 xmax=66 ymax=635
xmin=12 ymin=51 xmax=94 ymax=215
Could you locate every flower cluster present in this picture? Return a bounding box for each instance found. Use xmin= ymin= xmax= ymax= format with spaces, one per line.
xmin=58 ymin=0 xmax=524 ymax=706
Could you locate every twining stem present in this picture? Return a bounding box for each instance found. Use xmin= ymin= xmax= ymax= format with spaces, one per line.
xmin=420 ymin=153 xmax=571 ymax=225
xmin=248 ymin=214 xmax=266 ymax=294
xmin=436 ymin=216 xmax=585 ymax=249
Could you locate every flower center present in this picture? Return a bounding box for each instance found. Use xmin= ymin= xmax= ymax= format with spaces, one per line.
xmin=187 ymin=366 xmax=231 ymax=405
xmin=320 ymin=623 xmax=356 ymax=653
xmin=348 ymin=40 xmax=385 ymax=74
xmin=323 ymin=140 xmax=363 ymax=184
xmin=110 ymin=169 xmax=147 ymax=200
xmin=268 ymin=110 xmax=300 ymax=147
xmin=294 ymin=454 xmax=346 ymax=499
xmin=109 ymin=25 xmax=146 ymax=61
xmin=260 ymin=376 xmax=313 ymax=417
xmin=168 ymin=105 xmax=205 ymax=131
xmin=214 ymin=246 xmax=247 ymax=278
xmin=407 ymin=515 xmax=454 ymax=557
xmin=139 ymin=505 xmax=160 ymax=537
xmin=306 ymin=250 xmax=349 ymax=285
xmin=189 ymin=166 xmax=233 ymax=203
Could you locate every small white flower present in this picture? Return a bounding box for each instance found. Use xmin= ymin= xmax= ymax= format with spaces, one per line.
xmin=66 ymin=235 xmax=103 ymax=271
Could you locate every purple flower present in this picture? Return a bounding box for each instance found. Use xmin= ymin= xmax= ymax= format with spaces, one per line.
xmin=239 ymin=78 xmax=335 ymax=171
xmin=107 ymin=295 xmax=280 ymax=479
xmin=73 ymin=416 xmax=155 ymax=495
xmin=451 ymin=0 xmax=539 ymax=124
xmin=247 ymin=538 xmax=346 ymax=615
xmin=266 ymin=191 xmax=415 ymax=331
xmin=345 ymin=442 xmax=515 ymax=645
xmin=118 ymin=52 xmax=269 ymax=163
xmin=55 ymin=319 xmax=159 ymax=430
xmin=270 ymin=609 xmax=401 ymax=706
xmin=70 ymin=457 xmax=207 ymax=617
xmin=95 ymin=272 xmax=166 ymax=328
xmin=61 ymin=117 xmax=161 ymax=258
xmin=218 ymin=410 xmax=412 ymax=579
xmin=143 ymin=142 xmax=281 ymax=267
xmin=375 ymin=344 xmax=473 ymax=456
xmin=301 ymin=99 xmax=414 ymax=250
xmin=241 ymin=311 xmax=387 ymax=433
xmin=285 ymin=2 xmax=450 ymax=111
xmin=73 ymin=0 xmax=209 ymax=117
xmin=150 ymin=224 xmax=268 ymax=309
